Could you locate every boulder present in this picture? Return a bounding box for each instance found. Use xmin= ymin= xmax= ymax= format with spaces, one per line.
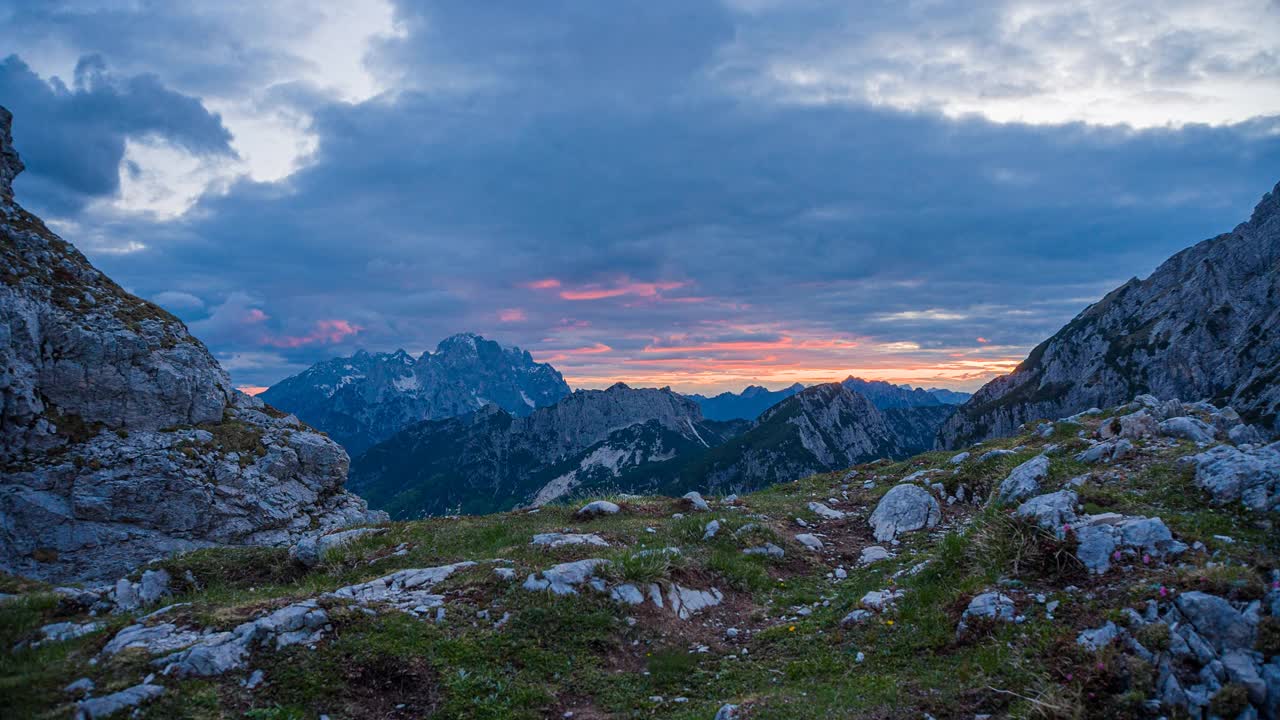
xmin=794 ymin=533 xmax=824 ymax=551
xmin=859 ymin=546 xmax=891 ymax=565
xmin=869 ymin=484 xmax=941 ymax=542
xmin=807 ymin=501 xmax=846 ymax=520
xmin=523 ymin=559 xmax=610 ymax=595
xmin=289 ymin=527 xmax=385 ymax=567
xmin=1076 ymin=621 xmax=1120 ymax=651
xmin=681 ymin=492 xmax=711 ymax=512
xmin=996 ymin=455 xmax=1049 ymax=504
xmin=743 ymin=543 xmax=785 ymax=559
xmin=1075 ymin=515 xmax=1186 ymax=573
xmin=575 ymin=500 xmax=620 ymax=518
xmin=1159 ymin=416 xmax=1217 ymax=444
xmin=530 ymin=533 xmax=610 ymax=548
xmin=957 ymin=592 xmax=1016 ymax=634
xmin=1015 ymin=490 xmax=1078 ymax=537
xmin=1175 ymin=592 xmax=1258 ymax=653
xmin=1191 ymin=442 xmax=1280 ymax=512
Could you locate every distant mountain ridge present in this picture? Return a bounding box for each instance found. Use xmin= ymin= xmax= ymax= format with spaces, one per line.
xmin=348 ymin=383 xmax=746 ymax=517
xmin=350 ymin=381 xmax=954 ymax=518
xmin=841 ymin=377 xmax=943 ymax=408
xmin=686 ymin=383 xmax=805 ymax=420
xmin=687 ymin=380 xmax=969 ymax=420
xmin=260 ymin=333 xmax=570 ymax=455
xmin=939 ymin=179 xmax=1280 ymax=448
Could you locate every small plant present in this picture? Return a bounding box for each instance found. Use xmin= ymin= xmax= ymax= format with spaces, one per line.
xmin=244 ymin=708 xmax=306 ymax=720
xmin=1135 ymin=622 xmax=1170 ymax=652
xmin=1181 ymin=565 xmax=1264 ymax=601
xmin=1257 ymin=616 xmax=1280 ymax=655
xmin=646 ymin=648 xmax=698 ymax=689
xmin=967 ymin=511 xmax=1083 ymax=582
xmin=1209 ymin=684 xmax=1250 ymax=718
xmin=611 ymin=549 xmax=677 ymax=584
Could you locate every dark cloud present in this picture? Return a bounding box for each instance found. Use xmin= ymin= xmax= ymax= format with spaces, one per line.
xmin=2 ymin=1 xmax=1278 ymax=390
xmin=0 ymin=54 xmax=234 ymax=215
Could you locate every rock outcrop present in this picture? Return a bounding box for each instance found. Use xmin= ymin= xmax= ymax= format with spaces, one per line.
xmin=939 ymin=180 xmax=1280 ymax=448
xmin=0 ymin=106 xmax=383 ymax=582
xmin=259 ymin=334 xmax=571 ymax=456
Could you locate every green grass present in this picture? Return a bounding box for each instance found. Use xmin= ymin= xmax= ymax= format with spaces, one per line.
xmin=6 ymin=412 xmax=1278 ymax=719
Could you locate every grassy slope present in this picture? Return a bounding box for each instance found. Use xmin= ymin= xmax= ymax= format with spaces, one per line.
xmin=4 ymin=412 xmax=1276 ymax=720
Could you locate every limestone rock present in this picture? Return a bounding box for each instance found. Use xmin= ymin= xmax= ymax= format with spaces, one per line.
xmin=289 ymin=527 xmax=386 ymax=567
xmin=1015 ymin=490 xmax=1078 ymax=538
xmin=807 ymin=501 xmax=846 ymax=520
xmin=1174 ymin=592 xmax=1258 ymax=653
xmin=75 ymin=683 xmax=164 ymax=719
xmin=869 ymin=484 xmax=941 ymax=542
xmin=1159 ymin=416 xmax=1217 ymax=444
xmin=530 ymin=533 xmax=610 ymax=548
xmin=1190 ymin=442 xmax=1280 ymax=512
xmin=576 ymin=500 xmax=620 ymax=518
xmin=997 ymin=455 xmax=1049 ymax=504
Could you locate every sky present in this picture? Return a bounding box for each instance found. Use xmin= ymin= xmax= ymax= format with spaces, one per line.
xmin=2 ymin=1 xmax=1279 ymax=395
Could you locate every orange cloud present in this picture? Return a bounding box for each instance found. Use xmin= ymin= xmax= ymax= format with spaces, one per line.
xmin=262 ymin=319 xmax=362 ymax=348
xmin=498 ymin=308 xmax=527 ymax=322
xmin=559 ymin=280 xmax=686 ymax=301
xmin=523 ymin=278 xmax=562 ymax=289
xmin=976 ymin=336 xmax=991 ymax=343
xmin=237 ymin=385 xmax=269 ymax=396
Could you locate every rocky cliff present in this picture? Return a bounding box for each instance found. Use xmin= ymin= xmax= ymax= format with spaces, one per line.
xmin=939 ymin=180 xmax=1280 ymax=448
xmin=0 ymin=106 xmax=382 ymax=582
xmin=259 ymin=334 xmax=570 ymax=456
xmin=348 ymin=383 xmax=736 ymax=517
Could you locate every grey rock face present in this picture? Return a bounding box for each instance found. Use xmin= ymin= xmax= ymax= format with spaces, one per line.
xmin=576 ymin=500 xmax=620 ymax=518
xmin=1075 ymin=514 xmax=1186 ymax=573
xmin=530 ymin=533 xmax=609 ymax=548
xmin=939 ymin=180 xmax=1280 ymax=448
xmin=997 ymin=455 xmax=1049 ymax=504
xmin=957 ymin=591 xmax=1016 ymax=634
xmin=1015 ymin=490 xmax=1078 ymax=538
xmin=289 ymin=527 xmax=387 ymax=567
xmin=1158 ymin=416 xmax=1217 ymax=444
xmin=259 ymin=334 xmax=571 ymax=456
xmin=0 ymin=107 xmax=382 ymax=583
xmin=1190 ymin=442 xmax=1280 ymax=511
xmin=869 ymin=483 xmax=941 ymax=542
xmin=1076 ymin=621 xmax=1120 ymax=651
xmin=75 ymin=682 xmax=164 ymax=719
xmin=1174 ymin=591 xmax=1258 ymax=653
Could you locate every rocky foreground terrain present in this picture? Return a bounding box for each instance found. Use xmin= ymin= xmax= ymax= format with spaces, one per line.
xmin=0 ymin=107 xmax=382 ymax=583
xmin=4 ymin=393 xmax=1276 ymax=719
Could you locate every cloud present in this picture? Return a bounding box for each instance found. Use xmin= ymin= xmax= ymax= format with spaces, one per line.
xmin=151 ymin=290 xmax=205 ymax=312
xmin=4 ymin=1 xmax=1279 ymax=392
xmin=0 ymin=54 xmax=235 ymax=216
xmin=261 ymin=319 xmax=363 ymax=348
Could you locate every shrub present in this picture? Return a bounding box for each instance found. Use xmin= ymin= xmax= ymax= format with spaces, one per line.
xmin=1209 ymin=684 xmax=1250 ymax=718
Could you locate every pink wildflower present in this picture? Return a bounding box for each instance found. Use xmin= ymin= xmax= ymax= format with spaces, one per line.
xmin=1142 ymin=553 xmax=1151 ymax=564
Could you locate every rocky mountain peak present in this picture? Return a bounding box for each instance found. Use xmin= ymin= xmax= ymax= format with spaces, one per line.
xmin=260 ymin=332 xmax=571 ymax=455
xmin=1247 ymin=180 xmax=1280 ymax=229
xmin=0 ymin=106 xmax=22 ymax=200
xmin=939 ymin=178 xmax=1280 ymax=448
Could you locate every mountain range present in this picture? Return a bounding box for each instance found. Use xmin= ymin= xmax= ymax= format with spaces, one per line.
xmin=259 ymin=334 xmax=570 ymax=456
xmin=939 ymin=180 xmax=1280 ymax=448
xmin=686 ymin=381 xmax=969 ymax=421
xmin=349 ymin=381 xmax=954 ymax=518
